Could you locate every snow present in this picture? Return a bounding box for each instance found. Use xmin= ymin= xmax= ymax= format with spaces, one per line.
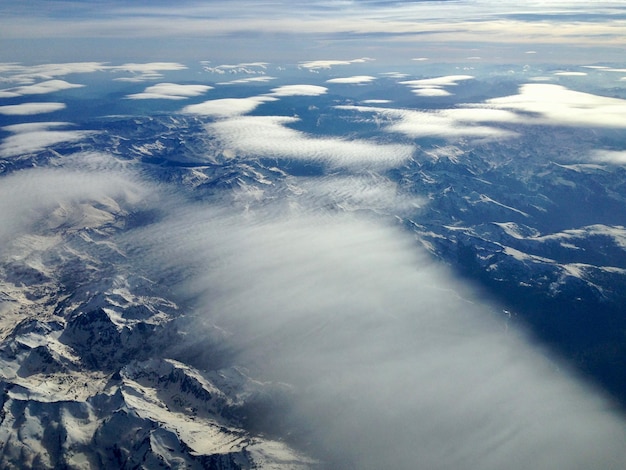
xmin=477 ymin=194 xmax=530 ymax=217
xmin=504 ymin=247 xmax=554 ymax=263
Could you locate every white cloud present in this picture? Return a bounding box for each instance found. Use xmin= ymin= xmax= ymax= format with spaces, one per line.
xmin=337 ymin=105 xmax=518 ymax=141
xmin=113 ymin=62 xmax=186 ymax=73
xmin=379 ymin=72 xmax=409 ymax=79
xmin=0 ymin=63 xmax=106 ymax=84
xmin=0 ymin=62 xmax=188 ymax=86
xmin=485 ymin=84 xmax=626 ymax=128
xmin=361 ymin=99 xmax=392 ymax=104
xmin=268 ymin=85 xmax=328 ymax=97
xmin=181 ymin=96 xmax=277 ymax=118
xmin=126 ymin=82 xmax=213 ymax=100
xmin=400 ymin=75 xmax=474 ymax=98
xmin=203 ymin=62 xmax=269 ymax=75
xmin=326 ymin=76 xmax=376 ymax=84
xmin=0 ymin=79 xmax=84 ymax=98
xmin=180 ymin=85 xmax=327 ymax=119
xmin=411 ymin=87 xmax=452 ymax=97
xmin=400 ymin=75 xmax=475 ymax=88
xmin=4 ymin=4 xmax=626 ymax=60
xmin=217 ymin=76 xmax=276 ymax=85
xmin=0 ymin=122 xmax=95 ymax=157
xmin=590 ymin=149 xmax=626 ymax=165
xmin=132 ymin=202 xmax=626 ymax=470
xmin=0 ymin=102 xmax=66 ymax=115
xmin=296 ymin=175 xmax=424 ymax=214
xmin=554 ymin=71 xmax=588 ymax=76
xmin=206 ymin=115 xmax=414 ymax=168
xmin=112 ymin=75 xmax=163 ymax=83
xmin=0 ymin=165 xmax=148 ymax=250
xmin=109 ymin=62 xmax=187 ymax=82
xmin=299 ymin=58 xmax=374 ymax=71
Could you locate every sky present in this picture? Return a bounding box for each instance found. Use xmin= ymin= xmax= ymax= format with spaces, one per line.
xmin=1 ymin=0 xmax=626 ymax=64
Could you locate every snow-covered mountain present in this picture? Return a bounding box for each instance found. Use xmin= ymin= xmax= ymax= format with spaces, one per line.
xmin=0 ymin=167 xmax=314 ymax=468
xmin=1 ymin=63 xmax=626 ymax=468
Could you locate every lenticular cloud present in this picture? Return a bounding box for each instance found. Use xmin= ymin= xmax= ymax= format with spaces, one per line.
xmin=126 ymin=83 xmax=213 ymax=100
xmin=0 ymin=102 xmax=67 ymax=115
xmin=0 ymin=122 xmax=95 ymax=157
xmin=182 ymin=96 xmax=277 ymax=118
xmin=485 ymin=84 xmax=626 ymax=128
xmin=268 ymin=84 xmax=328 ymax=97
xmin=206 ymin=114 xmax=414 ymax=167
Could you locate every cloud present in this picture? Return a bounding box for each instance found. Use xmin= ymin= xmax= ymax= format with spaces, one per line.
xmin=180 ymin=85 xmax=327 ymax=119
xmin=205 ymin=115 xmax=414 ymax=168
xmin=202 ymin=62 xmax=269 ymax=75
xmin=0 ymin=79 xmax=84 ymax=98
xmin=181 ymin=96 xmax=277 ymax=118
xmin=411 ymin=87 xmax=453 ymax=97
xmin=337 ymin=105 xmax=518 ymax=141
xmin=267 ymin=85 xmax=328 ymax=97
xmin=360 ymin=99 xmax=391 ymax=104
xmin=217 ymin=76 xmax=277 ymax=85
xmin=0 ymin=165 xmax=148 ymax=250
xmin=112 ymin=62 xmax=186 ymax=73
xmin=554 ymin=71 xmax=588 ymax=76
xmin=3 ymin=3 xmax=626 ymax=64
xmin=299 ymin=58 xmax=374 ymax=71
xmin=0 ymin=122 xmax=95 ymax=157
xmin=0 ymin=62 xmax=188 ymax=86
xmin=590 ymin=149 xmax=626 ymax=165
xmin=295 ymin=174 xmax=424 ymax=214
xmin=0 ymin=63 xmax=106 ymax=84
xmin=400 ymin=75 xmax=474 ymax=97
xmin=109 ymin=62 xmax=187 ymax=82
xmin=399 ymin=76 xmax=475 ymax=87
xmin=129 ymin=199 xmax=626 ymax=470
xmin=0 ymin=102 xmax=66 ymax=115
xmin=126 ymin=83 xmax=213 ymax=100
xmin=379 ymin=71 xmax=409 ymax=79
xmin=326 ymin=75 xmax=376 ymax=84
xmin=484 ymin=84 xmax=626 ymax=128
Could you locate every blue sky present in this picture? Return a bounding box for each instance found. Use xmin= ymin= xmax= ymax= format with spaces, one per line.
xmin=1 ymin=0 xmax=625 ymax=64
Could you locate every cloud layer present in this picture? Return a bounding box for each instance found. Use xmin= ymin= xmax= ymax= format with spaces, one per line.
xmin=338 ymin=105 xmax=518 ymax=141
xmin=0 ymin=102 xmax=66 ymax=115
xmin=0 ymin=79 xmax=84 ymax=98
xmin=0 ymin=165 xmax=148 ymax=250
xmin=326 ymin=75 xmax=376 ymax=84
xmin=130 ymin=199 xmax=626 ymax=470
xmin=4 ymin=2 xmax=624 ymax=65
xmin=206 ymin=115 xmax=414 ymax=168
xmin=182 ymin=96 xmax=277 ymax=118
xmin=126 ymin=82 xmax=213 ymax=100
xmin=485 ymin=84 xmax=626 ymax=128
xmin=268 ymin=84 xmax=328 ymax=97
xmin=400 ymin=75 xmax=474 ymax=97
xmin=0 ymin=122 xmax=95 ymax=158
